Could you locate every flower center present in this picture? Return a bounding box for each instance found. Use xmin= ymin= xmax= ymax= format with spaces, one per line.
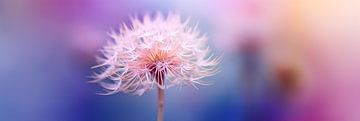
xmin=139 ymin=49 xmax=179 ymax=87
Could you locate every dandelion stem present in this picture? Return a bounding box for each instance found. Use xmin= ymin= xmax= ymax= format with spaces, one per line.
xmin=157 ymin=87 xmax=164 ymax=121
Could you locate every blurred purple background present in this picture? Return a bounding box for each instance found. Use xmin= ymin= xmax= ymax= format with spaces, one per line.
xmin=0 ymin=0 xmax=359 ymax=121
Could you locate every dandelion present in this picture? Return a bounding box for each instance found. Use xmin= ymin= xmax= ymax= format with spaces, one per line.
xmin=91 ymin=12 xmax=220 ymax=121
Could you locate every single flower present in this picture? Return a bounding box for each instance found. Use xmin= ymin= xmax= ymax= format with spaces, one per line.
xmin=91 ymin=12 xmax=220 ymax=96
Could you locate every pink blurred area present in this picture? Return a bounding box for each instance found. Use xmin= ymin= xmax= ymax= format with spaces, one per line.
xmin=203 ymin=0 xmax=360 ymax=121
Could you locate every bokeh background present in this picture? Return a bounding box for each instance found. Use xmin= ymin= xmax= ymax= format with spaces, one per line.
xmin=1 ymin=0 xmax=359 ymax=121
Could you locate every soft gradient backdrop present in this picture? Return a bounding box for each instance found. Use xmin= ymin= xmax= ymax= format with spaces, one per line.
xmin=0 ymin=0 xmax=359 ymax=121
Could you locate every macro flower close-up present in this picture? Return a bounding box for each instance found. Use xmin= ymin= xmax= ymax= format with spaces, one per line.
xmin=1 ymin=0 xmax=360 ymax=121
xmin=92 ymin=13 xmax=220 ymax=96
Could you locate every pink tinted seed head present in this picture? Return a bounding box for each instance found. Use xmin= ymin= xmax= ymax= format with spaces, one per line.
xmin=91 ymin=12 xmax=221 ymax=96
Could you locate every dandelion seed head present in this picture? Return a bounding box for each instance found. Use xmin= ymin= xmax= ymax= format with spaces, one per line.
xmin=92 ymin=12 xmax=221 ymax=96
